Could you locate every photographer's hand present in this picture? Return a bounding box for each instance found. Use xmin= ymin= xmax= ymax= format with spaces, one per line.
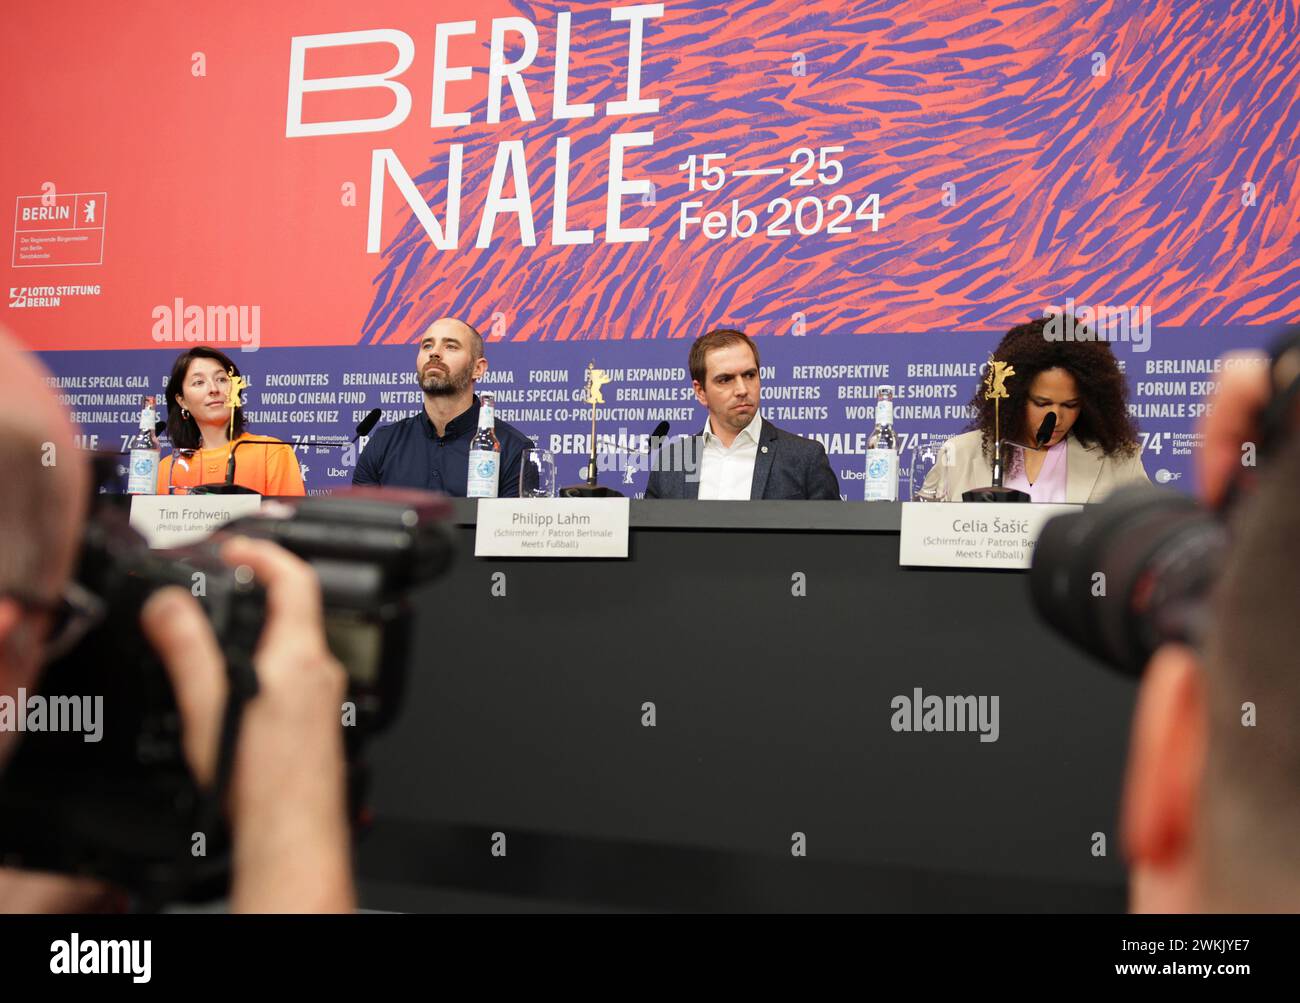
xmin=1198 ymin=350 xmax=1270 ymax=509
xmin=141 ymin=537 xmax=354 ymax=913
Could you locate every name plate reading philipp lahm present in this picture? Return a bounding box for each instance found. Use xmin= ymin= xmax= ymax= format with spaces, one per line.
xmin=474 ymin=498 xmax=630 ymax=558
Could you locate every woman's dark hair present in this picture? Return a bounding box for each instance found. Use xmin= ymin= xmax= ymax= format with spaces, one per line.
xmin=165 ymin=347 xmax=246 ymax=450
xmin=966 ymin=316 xmax=1140 ymax=467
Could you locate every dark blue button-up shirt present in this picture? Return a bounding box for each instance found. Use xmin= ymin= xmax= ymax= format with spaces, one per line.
xmin=352 ymin=396 xmax=531 ymax=497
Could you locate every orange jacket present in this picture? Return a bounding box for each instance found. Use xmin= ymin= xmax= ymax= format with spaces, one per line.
xmin=157 ymin=433 xmax=306 ymax=495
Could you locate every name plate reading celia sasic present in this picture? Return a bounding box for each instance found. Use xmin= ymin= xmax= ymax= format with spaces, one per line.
xmin=130 ymin=495 xmax=263 ymax=549
xmin=898 ymin=501 xmax=1083 ymax=570
xmin=475 ymin=499 xmax=630 ymax=558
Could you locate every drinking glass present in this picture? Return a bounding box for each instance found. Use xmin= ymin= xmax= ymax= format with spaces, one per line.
xmin=520 ymin=448 xmax=557 ymax=498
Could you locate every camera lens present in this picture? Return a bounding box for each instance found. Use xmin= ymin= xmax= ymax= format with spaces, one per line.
xmin=1030 ymin=485 xmax=1226 ymax=675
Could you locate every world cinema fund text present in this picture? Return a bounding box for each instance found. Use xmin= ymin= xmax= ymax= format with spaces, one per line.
xmin=287 ymin=7 xmax=668 ymax=253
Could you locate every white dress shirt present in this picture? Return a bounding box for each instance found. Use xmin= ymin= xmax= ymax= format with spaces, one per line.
xmin=697 ymin=412 xmax=763 ymax=500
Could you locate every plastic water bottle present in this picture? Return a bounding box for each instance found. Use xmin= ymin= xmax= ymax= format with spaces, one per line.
xmin=126 ymin=395 xmax=160 ymax=495
xmin=467 ymin=392 xmax=500 ymax=498
xmin=864 ymin=385 xmax=899 ymax=501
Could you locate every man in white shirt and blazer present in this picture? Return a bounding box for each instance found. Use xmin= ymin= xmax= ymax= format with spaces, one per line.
xmin=644 ymin=329 xmax=840 ymax=501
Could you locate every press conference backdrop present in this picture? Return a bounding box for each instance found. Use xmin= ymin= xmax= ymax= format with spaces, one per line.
xmin=4 ymin=1 xmax=1296 ymax=495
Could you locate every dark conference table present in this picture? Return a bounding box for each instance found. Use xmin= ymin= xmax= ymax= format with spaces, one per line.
xmin=355 ymin=499 xmax=1136 ymax=913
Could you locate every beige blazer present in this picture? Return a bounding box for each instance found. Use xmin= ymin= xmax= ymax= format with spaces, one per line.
xmin=921 ymin=429 xmax=1151 ymax=503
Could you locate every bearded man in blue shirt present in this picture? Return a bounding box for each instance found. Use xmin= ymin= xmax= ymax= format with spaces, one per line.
xmin=353 ymin=317 xmax=531 ymax=496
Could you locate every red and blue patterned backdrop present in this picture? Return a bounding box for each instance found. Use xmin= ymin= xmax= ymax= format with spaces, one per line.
xmin=3 ymin=0 xmax=1296 ymax=495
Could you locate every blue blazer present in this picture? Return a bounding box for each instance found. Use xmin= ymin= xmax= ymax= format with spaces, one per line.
xmin=644 ymin=419 xmax=841 ymax=500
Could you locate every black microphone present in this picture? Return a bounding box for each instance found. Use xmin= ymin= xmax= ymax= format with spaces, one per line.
xmin=645 ymin=421 xmax=670 ymax=470
xmin=576 ymin=420 xmax=671 ymax=459
xmin=639 ymin=420 xmax=672 ymax=480
xmin=207 ymin=409 xmax=384 ymax=493
xmin=559 ymin=419 xmax=668 ymax=497
xmin=355 ymin=407 xmax=382 ymax=439
xmin=1035 ymin=411 xmax=1058 ymax=448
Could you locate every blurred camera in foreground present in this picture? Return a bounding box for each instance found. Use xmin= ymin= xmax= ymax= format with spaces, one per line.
xmin=1031 ymin=323 xmax=1300 ymax=676
xmin=0 ymin=488 xmax=452 ymax=902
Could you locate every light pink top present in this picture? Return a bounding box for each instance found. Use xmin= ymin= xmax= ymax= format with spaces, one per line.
xmin=1005 ymin=437 xmax=1068 ymax=502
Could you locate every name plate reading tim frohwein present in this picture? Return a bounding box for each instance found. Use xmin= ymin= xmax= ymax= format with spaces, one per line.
xmin=898 ymin=502 xmax=1083 ymax=570
xmin=475 ymin=499 xmax=630 ymax=558
xmin=130 ymin=495 xmax=263 ymax=549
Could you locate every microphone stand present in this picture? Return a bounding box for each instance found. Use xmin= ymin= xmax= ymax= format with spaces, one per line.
xmin=960 ymin=360 xmax=1034 ymax=503
xmin=190 ymin=410 xmax=383 ymax=496
xmin=559 ymin=421 xmax=670 ymax=497
xmin=560 ymin=367 xmax=624 ymax=498
xmin=962 ymin=413 xmax=1055 ymax=503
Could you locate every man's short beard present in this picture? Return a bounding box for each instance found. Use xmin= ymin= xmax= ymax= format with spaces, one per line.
xmin=420 ymin=367 xmax=473 ymax=397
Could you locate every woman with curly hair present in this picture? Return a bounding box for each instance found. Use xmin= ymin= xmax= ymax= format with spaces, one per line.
xmin=922 ymin=316 xmax=1150 ymax=502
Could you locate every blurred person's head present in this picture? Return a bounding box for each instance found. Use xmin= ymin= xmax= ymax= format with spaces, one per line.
xmin=166 ymin=347 xmax=246 ymax=449
xmin=1123 ymin=434 xmax=1300 ymax=911
xmin=0 ymin=331 xmax=88 ymax=770
xmin=689 ymin=329 xmax=761 ymax=438
xmin=416 ymin=318 xmax=486 ymax=400
xmin=968 ymin=317 xmax=1140 ymax=461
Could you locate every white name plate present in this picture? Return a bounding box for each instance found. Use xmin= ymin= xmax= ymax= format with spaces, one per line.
xmin=130 ymin=495 xmax=263 ymax=549
xmin=475 ymin=498 xmax=630 ymax=558
xmin=899 ymin=501 xmax=1083 ymax=570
